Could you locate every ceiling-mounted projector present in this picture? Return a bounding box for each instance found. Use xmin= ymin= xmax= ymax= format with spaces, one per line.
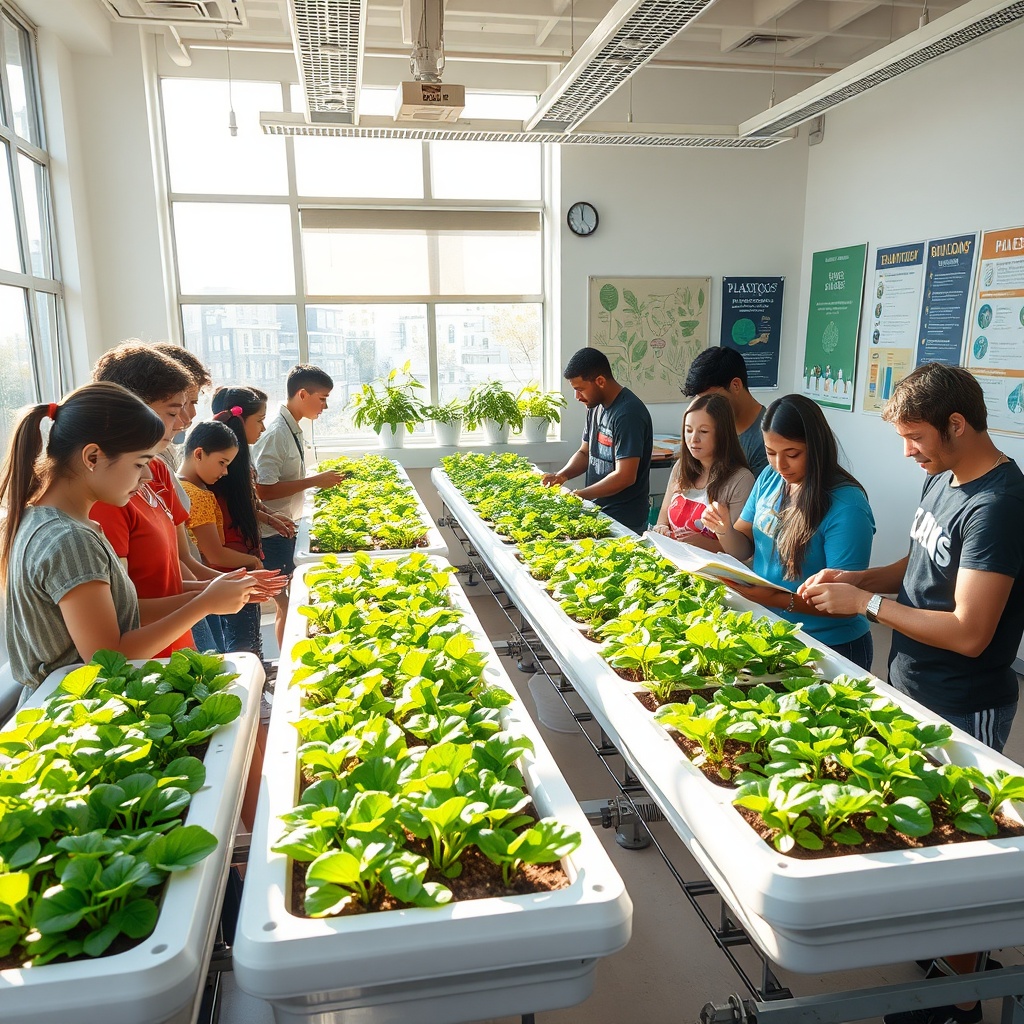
xmin=395 ymin=81 xmax=466 ymax=122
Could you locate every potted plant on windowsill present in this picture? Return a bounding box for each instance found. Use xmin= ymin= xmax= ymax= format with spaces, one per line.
xmin=425 ymin=397 xmax=464 ymax=447
xmin=349 ymin=362 xmax=427 ymax=449
xmin=464 ymin=381 xmax=522 ymax=445
xmin=516 ymin=382 xmax=566 ymax=443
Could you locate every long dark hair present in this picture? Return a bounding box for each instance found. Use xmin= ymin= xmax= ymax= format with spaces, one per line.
xmin=0 ymin=382 xmax=165 ymax=579
xmin=185 ymin=420 xmax=238 ymax=459
xmin=762 ymin=394 xmax=864 ymax=580
xmin=676 ymin=393 xmax=749 ymax=502
xmin=210 ymin=386 xmax=264 ymax=552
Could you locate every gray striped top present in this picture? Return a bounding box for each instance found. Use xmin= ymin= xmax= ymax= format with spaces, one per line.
xmin=5 ymin=506 xmax=140 ymax=692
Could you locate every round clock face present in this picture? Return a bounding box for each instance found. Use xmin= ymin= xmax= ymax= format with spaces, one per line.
xmin=567 ymin=201 xmax=598 ymax=237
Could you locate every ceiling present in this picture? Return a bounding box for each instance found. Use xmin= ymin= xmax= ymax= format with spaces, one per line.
xmin=88 ymin=0 xmax=1024 ymax=144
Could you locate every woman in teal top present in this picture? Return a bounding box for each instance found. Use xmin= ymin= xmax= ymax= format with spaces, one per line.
xmin=702 ymin=394 xmax=876 ymax=671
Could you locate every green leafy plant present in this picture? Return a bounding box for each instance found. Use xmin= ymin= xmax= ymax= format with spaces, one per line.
xmin=463 ymin=380 xmax=523 ymax=431
xmin=516 ymin=382 xmax=566 ymax=424
xmin=349 ymin=361 xmax=427 ymax=433
xmin=425 ymin=397 xmax=464 ymax=425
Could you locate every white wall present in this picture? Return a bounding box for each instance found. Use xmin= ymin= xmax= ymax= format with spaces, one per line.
xmin=798 ymin=21 xmax=1024 ymax=566
xmin=558 ymin=134 xmax=810 ymax=445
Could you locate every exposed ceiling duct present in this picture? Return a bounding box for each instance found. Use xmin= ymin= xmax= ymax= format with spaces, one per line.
xmin=259 ymin=111 xmax=791 ymax=148
xmin=287 ymin=0 xmax=367 ymax=125
xmin=741 ymin=0 xmax=1024 ymax=137
xmin=524 ymin=0 xmax=722 ymax=133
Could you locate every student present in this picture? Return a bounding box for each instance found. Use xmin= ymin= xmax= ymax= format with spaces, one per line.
xmin=701 ymin=394 xmax=876 ymax=671
xmin=252 ymin=365 xmax=346 ymax=646
xmin=652 ymin=393 xmax=754 ymax=553
xmin=540 ymin=347 xmax=653 ymax=535
xmin=90 ymin=342 xmax=197 ymax=654
xmin=800 ymin=364 xmax=1024 ymax=1024
xmin=683 ymin=347 xmax=769 ymax=478
xmin=0 ymin=383 xmax=255 ymax=699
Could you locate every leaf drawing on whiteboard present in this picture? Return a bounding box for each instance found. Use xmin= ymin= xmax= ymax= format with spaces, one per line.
xmin=822 ymin=321 xmax=840 ymax=353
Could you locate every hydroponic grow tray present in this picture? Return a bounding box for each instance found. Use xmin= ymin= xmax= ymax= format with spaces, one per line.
xmin=0 ymin=653 xmax=264 ymax=1024
xmin=232 ymin=555 xmax=632 ymax=1024
xmin=433 ymin=467 xmax=1024 ymax=973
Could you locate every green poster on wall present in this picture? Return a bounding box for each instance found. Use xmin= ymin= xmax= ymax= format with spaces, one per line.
xmin=800 ymin=243 xmax=868 ymax=411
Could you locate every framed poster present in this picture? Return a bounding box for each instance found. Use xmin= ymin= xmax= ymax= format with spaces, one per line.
xmin=862 ymin=241 xmax=925 ymax=413
xmin=915 ymin=232 xmax=979 ymax=368
xmin=720 ymin=276 xmax=784 ymax=389
xmin=588 ymin=276 xmax=712 ymax=403
xmin=800 ymin=243 xmax=867 ymax=411
xmin=965 ymin=225 xmax=1024 ymax=437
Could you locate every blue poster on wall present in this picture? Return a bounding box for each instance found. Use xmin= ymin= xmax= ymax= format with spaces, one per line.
xmin=916 ymin=232 xmax=979 ymax=368
xmin=720 ymin=276 xmax=784 ymax=389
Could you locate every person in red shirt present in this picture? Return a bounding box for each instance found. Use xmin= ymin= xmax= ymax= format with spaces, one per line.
xmin=89 ymin=343 xmax=197 ymax=655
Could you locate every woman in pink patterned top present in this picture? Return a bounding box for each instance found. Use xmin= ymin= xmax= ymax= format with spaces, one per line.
xmin=652 ymin=393 xmax=755 ymax=553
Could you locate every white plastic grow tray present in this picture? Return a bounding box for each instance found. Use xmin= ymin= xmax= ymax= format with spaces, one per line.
xmin=294 ymin=460 xmax=447 ymax=565
xmin=432 ymin=468 xmax=1024 ymax=973
xmin=0 ymin=653 xmax=264 ymax=1024
xmin=233 ymin=555 xmax=631 ymax=1024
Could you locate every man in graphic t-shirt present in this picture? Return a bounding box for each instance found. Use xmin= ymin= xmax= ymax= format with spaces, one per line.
xmin=541 ymin=347 xmax=653 ymax=534
xmin=800 ymin=362 xmax=1024 ymax=1024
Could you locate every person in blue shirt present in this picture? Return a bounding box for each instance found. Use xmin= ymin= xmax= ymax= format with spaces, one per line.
xmin=701 ymin=394 xmax=876 ymax=671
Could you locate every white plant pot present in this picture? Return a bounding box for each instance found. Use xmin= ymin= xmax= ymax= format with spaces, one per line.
xmin=233 ymin=558 xmax=631 ymax=1024
xmin=0 ymin=654 xmax=264 ymax=1024
xmin=520 ymin=416 xmax=550 ymax=443
xmin=378 ymin=423 xmax=406 ymax=449
xmin=433 ymin=418 xmax=462 ymax=446
xmin=481 ymin=418 xmax=509 ymax=445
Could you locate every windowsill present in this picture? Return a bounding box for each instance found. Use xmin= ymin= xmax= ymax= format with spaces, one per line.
xmin=313 ymin=438 xmax=576 ymax=470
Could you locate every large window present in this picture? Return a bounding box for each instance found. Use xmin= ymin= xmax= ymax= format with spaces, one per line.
xmin=0 ymin=7 xmax=64 ymax=450
xmin=162 ymin=77 xmax=547 ymax=443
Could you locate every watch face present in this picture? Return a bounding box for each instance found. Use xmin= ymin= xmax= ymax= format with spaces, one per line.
xmin=567 ymin=201 xmax=598 ymax=236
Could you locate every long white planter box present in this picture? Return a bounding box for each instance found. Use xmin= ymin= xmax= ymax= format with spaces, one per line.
xmin=0 ymin=653 xmax=264 ymax=1024
xmin=432 ymin=467 xmax=1024 ymax=973
xmin=233 ymin=556 xmax=631 ymax=1024
xmin=294 ymin=460 xmax=447 ymax=565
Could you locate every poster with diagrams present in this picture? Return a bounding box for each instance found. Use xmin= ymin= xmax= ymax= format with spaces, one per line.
xmin=965 ymin=224 xmax=1024 ymax=437
xmin=720 ymin=276 xmax=784 ymax=389
xmin=862 ymin=241 xmax=925 ymax=413
xmin=589 ymin=276 xmax=712 ymax=402
xmin=801 ymin=244 xmax=868 ymax=411
xmin=916 ymin=232 xmax=979 ymax=368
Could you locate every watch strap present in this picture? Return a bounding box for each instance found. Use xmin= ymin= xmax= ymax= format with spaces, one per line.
xmin=865 ymin=593 xmax=884 ymax=623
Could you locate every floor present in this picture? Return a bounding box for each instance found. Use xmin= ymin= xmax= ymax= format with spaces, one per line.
xmin=220 ymin=592 xmax=1024 ymax=1024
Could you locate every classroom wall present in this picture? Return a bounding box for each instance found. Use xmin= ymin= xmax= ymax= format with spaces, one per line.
xmin=797 ymin=21 xmax=1024 ymax=567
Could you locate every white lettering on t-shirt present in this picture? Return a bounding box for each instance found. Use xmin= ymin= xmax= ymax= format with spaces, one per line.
xmin=909 ymin=506 xmax=951 ymax=568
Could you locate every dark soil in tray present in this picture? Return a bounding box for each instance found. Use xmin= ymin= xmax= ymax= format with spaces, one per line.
xmin=665 ymin=733 xmax=1024 ymax=858
xmin=286 ymin=803 xmax=571 ymax=920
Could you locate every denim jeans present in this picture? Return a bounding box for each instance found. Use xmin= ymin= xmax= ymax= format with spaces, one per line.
xmin=941 ymin=703 xmax=1017 ymax=754
xmin=829 ymin=630 xmax=874 ymax=673
xmin=191 ymin=615 xmax=225 ymax=654
xmin=216 ymin=604 xmax=264 ymax=661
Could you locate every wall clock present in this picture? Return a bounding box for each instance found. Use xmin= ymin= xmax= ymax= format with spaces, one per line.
xmin=567 ymin=201 xmax=599 ymax=237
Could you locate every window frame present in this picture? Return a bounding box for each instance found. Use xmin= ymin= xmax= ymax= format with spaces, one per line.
xmin=159 ymin=75 xmax=552 ymax=445
xmin=0 ymin=4 xmax=66 ymax=403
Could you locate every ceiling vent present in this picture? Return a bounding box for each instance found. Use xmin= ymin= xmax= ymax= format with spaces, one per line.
xmin=259 ymin=112 xmax=791 ymax=148
xmin=526 ymin=0 xmax=719 ymax=133
xmin=289 ymin=0 xmax=367 ymax=125
xmin=741 ymin=0 xmax=1024 ymax=137
xmin=100 ymin=0 xmax=244 ymax=27
xmin=735 ymin=34 xmax=800 ymax=49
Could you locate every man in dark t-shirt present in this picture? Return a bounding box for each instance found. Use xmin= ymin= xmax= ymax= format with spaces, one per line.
xmin=541 ymin=348 xmax=653 ymax=534
xmin=798 ymin=365 xmax=1024 ymax=1024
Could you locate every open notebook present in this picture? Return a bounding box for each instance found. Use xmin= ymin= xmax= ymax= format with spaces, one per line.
xmin=644 ymin=530 xmax=794 ymax=595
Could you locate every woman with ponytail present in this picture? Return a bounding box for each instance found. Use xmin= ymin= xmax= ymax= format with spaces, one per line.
xmin=701 ymin=394 xmax=877 ymax=671
xmin=0 ymin=383 xmax=256 ymax=699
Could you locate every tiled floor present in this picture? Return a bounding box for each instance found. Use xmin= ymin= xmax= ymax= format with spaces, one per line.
xmin=220 ymin=589 xmax=1024 ymax=1024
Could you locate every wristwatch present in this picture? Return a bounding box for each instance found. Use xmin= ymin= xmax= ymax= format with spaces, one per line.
xmin=865 ymin=593 xmax=884 ymax=623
